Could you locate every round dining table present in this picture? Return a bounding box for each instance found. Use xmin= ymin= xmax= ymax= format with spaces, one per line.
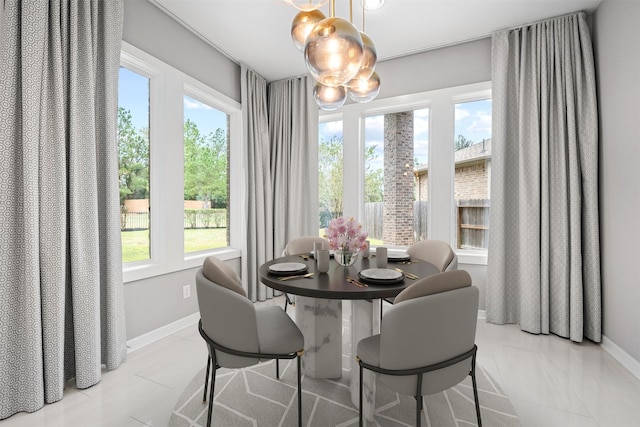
xmin=259 ymin=252 xmax=440 ymax=421
xmin=259 ymin=253 xmax=439 ymax=301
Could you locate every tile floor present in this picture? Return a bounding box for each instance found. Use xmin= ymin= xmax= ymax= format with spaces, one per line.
xmin=3 ymin=296 xmax=640 ymax=426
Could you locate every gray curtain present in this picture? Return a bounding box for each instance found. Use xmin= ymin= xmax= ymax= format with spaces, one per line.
xmin=0 ymin=0 xmax=126 ymax=419
xmin=241 ymin=68 xmax=319 ymax=301
xmin=241 ymin=65 xmax=275 ymax=301
xmin=486 ymin=12 xmax=601 ymax=343
xmin=269 ymin=76 xmax=319 ymax=255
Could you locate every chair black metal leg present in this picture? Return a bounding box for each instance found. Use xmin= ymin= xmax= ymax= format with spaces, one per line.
xmin=471 ymin=354 xmax=482 ymax=426
xmin=297 ymin=355 xmax=302 ymax=427
xmin=206 ymin=366 xmax=216 ymax=427
xmin=415 ymin=396 xmax=423 ymax=427
xmin=359 ymin=364 xmax=364 ymax=427
xmin=284 ymin=293 xmax=293 ymax=312
xmin=276 ymin=359 xmax=280 ymax=379
xmin=203 ymin=354 xmax=211 ymax=402
xmin=416 ymin=374 xmax=423 ymax=427
xmin=380 ymin=299 xmax=383 ymax=324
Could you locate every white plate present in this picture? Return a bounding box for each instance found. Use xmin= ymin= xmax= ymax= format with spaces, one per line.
xmin=268 ymin=262 xmax=308 ymax=273
xmin=359 ymin=268 xmax=403 ymax=281
xmin=379 ymin=249 xmax=411 ymax=261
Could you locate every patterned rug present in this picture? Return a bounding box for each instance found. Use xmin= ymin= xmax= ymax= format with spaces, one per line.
xmin=169 ymin=358 xmax=520 ymax=426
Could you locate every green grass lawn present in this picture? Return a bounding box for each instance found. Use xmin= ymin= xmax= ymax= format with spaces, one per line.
xmin=121 ymin=228 xmax=228 ymax=263
xmin=123 ymin=227 xmax=380 ymax=263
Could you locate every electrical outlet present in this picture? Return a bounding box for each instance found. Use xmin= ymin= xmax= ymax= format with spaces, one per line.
xmin=183 ymin=284 xmax=191 ymax=299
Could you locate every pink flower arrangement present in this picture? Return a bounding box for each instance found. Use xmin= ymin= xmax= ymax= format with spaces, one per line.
xmin=324 ymin=217 xmax=368 ymax=253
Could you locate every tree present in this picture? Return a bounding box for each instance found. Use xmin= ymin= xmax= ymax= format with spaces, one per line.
xmin=183 ymin=120 xmax=228 ymax=208
xmin=117 ymin=107 xmax=149 ymax=206
xmin=319 ymin=135 xmax=343 ymax=222
xmin=455 ymin=134 xmax=474 ymax=151
xmin=318 ymin=136 xmax=384 ymax=224
xmin=364 ymin=145 xmax=383 ymax=202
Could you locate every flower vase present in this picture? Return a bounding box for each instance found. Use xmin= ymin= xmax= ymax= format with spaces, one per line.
xmin=335 ymin=248 xmax=359 ymax=267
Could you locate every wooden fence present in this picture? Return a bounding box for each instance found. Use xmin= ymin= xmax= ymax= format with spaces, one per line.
xmin=121 ymin=202 xmax=490 ymax=249
xmin=120 ymin=209 xmax=228 ymax=231
xmin=363 ymin=199 xmax=490 ymax=249
xmin=457 ymin=199 xmax=490 ymax=250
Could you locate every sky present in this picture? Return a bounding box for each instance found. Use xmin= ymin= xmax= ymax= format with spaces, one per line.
xmin=120 ymin=65 xmax=490 ymax=158
xmin=118 ymin=67 xmax=227 ymax=137
xmin=320 ymin=99 xmax=492 ymax=173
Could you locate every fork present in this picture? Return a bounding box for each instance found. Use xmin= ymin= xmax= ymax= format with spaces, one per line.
xmin=346 ymin=276 xmax=368 ymax=288
xmin=393 ymin=268 xmax=419 ymax=280
xmin=279 ymin=272 xmax=315 ymax=281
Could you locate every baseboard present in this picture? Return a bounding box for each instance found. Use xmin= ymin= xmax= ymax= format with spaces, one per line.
xmin=126 ymin=312 xmax=200 ymax=354
xmin=601 ymin=335 xmax=640 ymax=381
xmin=477 ymin=309 xmax=486 ymax=320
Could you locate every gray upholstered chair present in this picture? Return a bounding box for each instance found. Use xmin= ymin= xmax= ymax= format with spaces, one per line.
xmin=358 ymin=270 xmax=481 ymax=427
xmin=407 ymin=239 xmax=458 ymax=272
xmin=196 ymin=256 xmax=305 ymax=427
xmin=382 ymin=239 xmax=458 ymax=313
xmin=281 ymin=236 xmax=329 ymax=311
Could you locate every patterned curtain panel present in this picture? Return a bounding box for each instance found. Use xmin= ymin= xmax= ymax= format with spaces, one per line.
xmin=486 ymin=12 xmax=601 ymax=343
xmin=0 ymin=0 xmax=126 ymax=419
xmin=269 ymin=76 xmax=319 ymax=256
xmin=241 ymin=65 xmax=275 ymax=301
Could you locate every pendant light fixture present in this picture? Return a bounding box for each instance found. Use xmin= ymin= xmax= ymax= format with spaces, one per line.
xmin=313 ymin=81 xmax=347 ymax=110
xmin=305 ymin=16 xmax=364 ymax=87
xmin=291 ymin=9 xmax=326 ymax=51
xmin=289 ymin=0 xmax=381 ymax=110
xmin=289 ymin=0 xmax=330 ymax=12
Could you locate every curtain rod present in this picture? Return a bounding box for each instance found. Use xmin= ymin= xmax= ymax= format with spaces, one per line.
xmin=500 ymin=10 xmax=586 ymax=33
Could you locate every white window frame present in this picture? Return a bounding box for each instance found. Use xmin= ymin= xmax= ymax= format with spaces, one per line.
xmin=320 ymin=81 xmax=491 ymax=265
xmin=120 ymin=42 xmax=242 ymax=283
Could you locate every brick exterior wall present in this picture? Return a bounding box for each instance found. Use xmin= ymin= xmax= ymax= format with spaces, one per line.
xmin=414 ymin=161 xmax=489 ymax=201
xmin=383 ymin=112 xmax=415 ymax=245
xmin=454 ymin=162 xmax=489 ymax=200
xmin=416 ymin=171 xmax=429 ymax=201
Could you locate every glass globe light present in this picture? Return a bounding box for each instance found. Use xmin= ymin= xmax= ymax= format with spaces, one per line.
xmin=291 ymin=9 xmax=326 ymax=52
xmin=362 ymin=0 xmax=384 ymax=11
xmin=313 ymin=81 xmax=347 ymax=111
xmin=347 ymin=71 xmax=380 ymax=103
xmin=304 ymin=17 xmax=364 ymax=87
xmin=288 ymin=0 xmax=329 ymax=11
xmin=351 ymin=32 xmax=377 ymax=81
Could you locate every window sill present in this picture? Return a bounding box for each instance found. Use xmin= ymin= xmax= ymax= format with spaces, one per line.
xmin=123 ymin=247 xmax=242 ymax=283
xmin=370 ymin=245 xmax=488 ymax=266
xmin=456 ymin=250 xmax=488 ymax=266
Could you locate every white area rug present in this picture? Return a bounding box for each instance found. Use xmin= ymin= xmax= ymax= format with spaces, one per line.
xmin=169 ymin=358 xmax=519 ymax=426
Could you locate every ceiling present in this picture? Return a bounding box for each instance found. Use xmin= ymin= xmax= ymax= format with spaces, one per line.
xmin=151 ymin=0 xmax=602 ymax=82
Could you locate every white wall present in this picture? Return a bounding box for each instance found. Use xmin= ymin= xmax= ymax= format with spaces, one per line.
xmin=375 ymin=38 xmax=492 ymax=100
xmin=593 ymin=0 xmax=640 ymax=363
xmin=123 ymin=0 xmax=240 ymax=102
xmin=121 ymin=0 xmax=241 ymax=340
xmin=124 ymin=258 xmax=241 ymax=339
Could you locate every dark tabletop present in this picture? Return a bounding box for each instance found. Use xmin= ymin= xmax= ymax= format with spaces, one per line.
xmin=259 ymin=253 xmax=441 ymax=300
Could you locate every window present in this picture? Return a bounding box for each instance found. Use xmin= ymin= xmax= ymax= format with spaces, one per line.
xmin=454 ymin=99 xmax=492 ymax=250
xmin=119 ymin=43 xmax=242 ymax=282
xmin=363 ymin=109 xmax=429 ymax=247
xmin=183 ymin=95 xmax=229 ymax=253
xmin=118 ymin=66 xmax=151 ymax=263
xmin=320 ymin=81 xmax=491 ymax=264
xmin=318 ymin=120 xmax=344 ymax=233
